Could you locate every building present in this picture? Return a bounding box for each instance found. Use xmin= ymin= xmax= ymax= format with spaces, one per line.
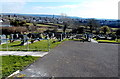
xmin=0 ymin=20 xmax=11 ymax=27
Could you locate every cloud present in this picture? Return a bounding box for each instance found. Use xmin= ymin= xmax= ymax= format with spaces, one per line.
xmin=67 ymin=0 xmax=119 ymax=19
xmin=0 ymin=0 xmax=84 ymax=2
xmin=0 ymin=0 xmax=30 ymax=2
xmin=33 ymin=4 xmax=81 ymax=10
xmin=32 ymin=0 xmax=119 ymax=19
xmin=1 ymin=0 xmax=119 ymax=19
xmin=1 ymin=2 xmax=26 ymax=13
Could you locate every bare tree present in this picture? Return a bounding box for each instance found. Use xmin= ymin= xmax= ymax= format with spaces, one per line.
xmin=60 ymin=13 xmax=73 ymax=33
xmin=1 ymin=27 xmax=27 ymax=34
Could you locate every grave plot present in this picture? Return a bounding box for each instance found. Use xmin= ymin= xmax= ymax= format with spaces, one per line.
xmin=0 ymin=38 xmax=63 ymax=51
xmin=0 ymin=33 xmax=65 ymax=51
xmin=0 ymin=39 xmax=49 ymax=51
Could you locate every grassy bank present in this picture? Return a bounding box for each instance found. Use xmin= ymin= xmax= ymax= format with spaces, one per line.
xmin=0 ymin=39 xmax=63 ymax=51
xmin=96 ymin=39 xmax=120 ymax=43
xmin=1 ymin=55 xmax=39 ymax=78
xmin=1 ymin=39 xmax=67 ymax=78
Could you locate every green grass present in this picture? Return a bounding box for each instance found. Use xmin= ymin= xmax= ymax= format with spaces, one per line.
xmin=96 ymin=39 xmax=120 ymax=43
xmin=47 ymin=23 xmax=54 ymax=24
xmin=0 ymin=39 xmax=65 ymax=78
xmin=0 ymin=56 xmax=2 ymax=79
xmin=70 ymin=39 xmax=83 ymax=41
xmin=111 ymin=28 xmax=119 ymax=31
xmin=0 ymin=39 xmax=66 ymax=78
xmin=26 ymin=23 xmax=33 ymax=26
xmin=1 ymin=55 xmax=39 ymax=77
xmin=46 ymin=23 xmax=64 ymax=27
xmin=53 ymin=24 xmax=64 ymax=27
xmin=36 ymin=24 xmax=50 ymax=27
xmin=0 ymin=39 xmax=64 ymax=51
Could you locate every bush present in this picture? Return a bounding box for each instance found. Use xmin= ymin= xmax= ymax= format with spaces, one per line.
xmin=1 ymin=27 xmax=27 ymax=34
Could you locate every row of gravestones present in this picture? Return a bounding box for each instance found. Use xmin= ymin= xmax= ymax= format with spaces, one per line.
xmin=9 ymin=33 xmax=44 ymax=45
xmin=0 ymin=33 xmax=43 ymax=45
xmin=9 ymin=33 xmax=65 ymax=45
xmin=0 ymin=33 xmax=69 ymax=45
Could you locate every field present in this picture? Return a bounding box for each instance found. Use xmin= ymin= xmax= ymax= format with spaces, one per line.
xmin=1 ymin=55 xmax=39 ymax=77
xmin=93 ymin=37 xmax=120 ymax=43
xmin=36 ymin=24 xmax=51 ymax=27
xmin=26 ymin=23 xmax=33 ymax=26
xmin=111 ymin=28 xmax=119 ymax=31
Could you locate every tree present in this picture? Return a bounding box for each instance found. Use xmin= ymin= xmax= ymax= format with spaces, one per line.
xmin=63 ymin=22 xmax=67 ymax=33
xmin=100 ymin=26 xmax=111 ymax=34
xmin=71 ymin=26 xmax=84 ymax=34
xmin=10 ymin=20 xmax=26 ymax=26
xmin=87 ymin=19 xmax=100 ymax=33
xmin=116 ymin=28 xmax=120 ymax=39
xmin=15 ymin=27 xmax=28 ymax=33
xmin=33 ymin=22 xmax=37 ymax=26
xmin=52 ymin=27 xmax=58 ymax=33
xmin=28 ymin=26 xmax=37 ymax=32
xmin=60 ymin=13 xmax=74 ymax=33
xmin=1 ymin=27 xmax=27 ymax=35
xmin=10 ymin=20 xmax=19 ymax=26
xmin=19 ymin=20 xmax=26 ymax=26
xmin=60 ymin=13 xmax=68 ymax=33
xmin=77 ymin=27 xmax=84 ymax=34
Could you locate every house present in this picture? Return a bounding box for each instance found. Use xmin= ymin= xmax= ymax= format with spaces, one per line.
xmin=0 ymin=20 xmax=11 ymax=27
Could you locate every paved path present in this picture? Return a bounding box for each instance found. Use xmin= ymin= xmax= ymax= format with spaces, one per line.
xmin=20 ymin=41 xmax=118 ymax=77
xmin=0 ymin=51 xmax=48 ymax=57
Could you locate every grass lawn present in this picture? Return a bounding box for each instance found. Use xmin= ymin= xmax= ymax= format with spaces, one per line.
xmin=53 ymin=24 xmax=64 ymax=27
xmin=1 ymin=55 xmax=39 ymax=78
xmin=0 ymin=39 xmax=66 ymax=78
xmin=46 ymin=23 xmax=64 ymax=27
xmin=70 ymin=39 xmax=83 ymax=41
xmin=36 ymin=24 xmax=52 ymax=27
xmin=111 ymin=28 xmax=119 ymax=31
xmin=26 ymin=23 xmax=33 ymax=26
xmin=96 ymin=39 xmax=120 ymax=43
xmin=0 ymin=39 xmax=64 ymax=51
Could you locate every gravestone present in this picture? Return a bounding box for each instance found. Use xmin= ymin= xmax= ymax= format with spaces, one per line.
xmin=40 ymin=33 xmax=44 ymax=39
xmin=47 ymin=34 xmax=49 ymax=39
xmin=21 ymin=34 xmax=28 ymax=45
xmin=0 ymin=35 xmax=7 ymax=44
xmin=10 ymin=34 xmax=14 ymax=42
xmin=16 ymin=34 xmax=19 ymax=39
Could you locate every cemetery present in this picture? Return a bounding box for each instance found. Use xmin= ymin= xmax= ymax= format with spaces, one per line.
xmin=0 ymin=32 xmax=120 ymax=51
xmin=1 ymin=13 xmax=120 ymax=78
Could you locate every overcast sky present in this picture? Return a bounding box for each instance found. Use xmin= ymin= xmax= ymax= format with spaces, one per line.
xmin=0 ymin=0 xmax=119 ymax=19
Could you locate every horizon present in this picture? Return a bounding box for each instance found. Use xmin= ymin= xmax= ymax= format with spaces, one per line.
xmin=1 ymin=13 xmax=118 ymax=20
xmin=1 ymin=0 xmax=119 ymax=19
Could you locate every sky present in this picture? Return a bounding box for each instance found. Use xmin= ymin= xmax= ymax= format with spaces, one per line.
xmin=0 ymin=0 xmax=119 ymax=19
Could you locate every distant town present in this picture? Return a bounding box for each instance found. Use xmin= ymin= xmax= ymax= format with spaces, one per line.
xmin=1 ymin=13 xmax=119 ymax=28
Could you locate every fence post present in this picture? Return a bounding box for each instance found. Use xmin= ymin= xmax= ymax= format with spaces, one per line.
xmin=6 ymin=38 xmax=8 ymax=51
xmin=61 ymin=34 xmax=62 ymax=41
xmin=27 ymin=39 xmax=29 ymax=51
xmin=48 ymin=39 xmax=50 ymax=52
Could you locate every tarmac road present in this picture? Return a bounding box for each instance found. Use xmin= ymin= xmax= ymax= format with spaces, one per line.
xmin=21 ymin=41 xmax=118 ymax=77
